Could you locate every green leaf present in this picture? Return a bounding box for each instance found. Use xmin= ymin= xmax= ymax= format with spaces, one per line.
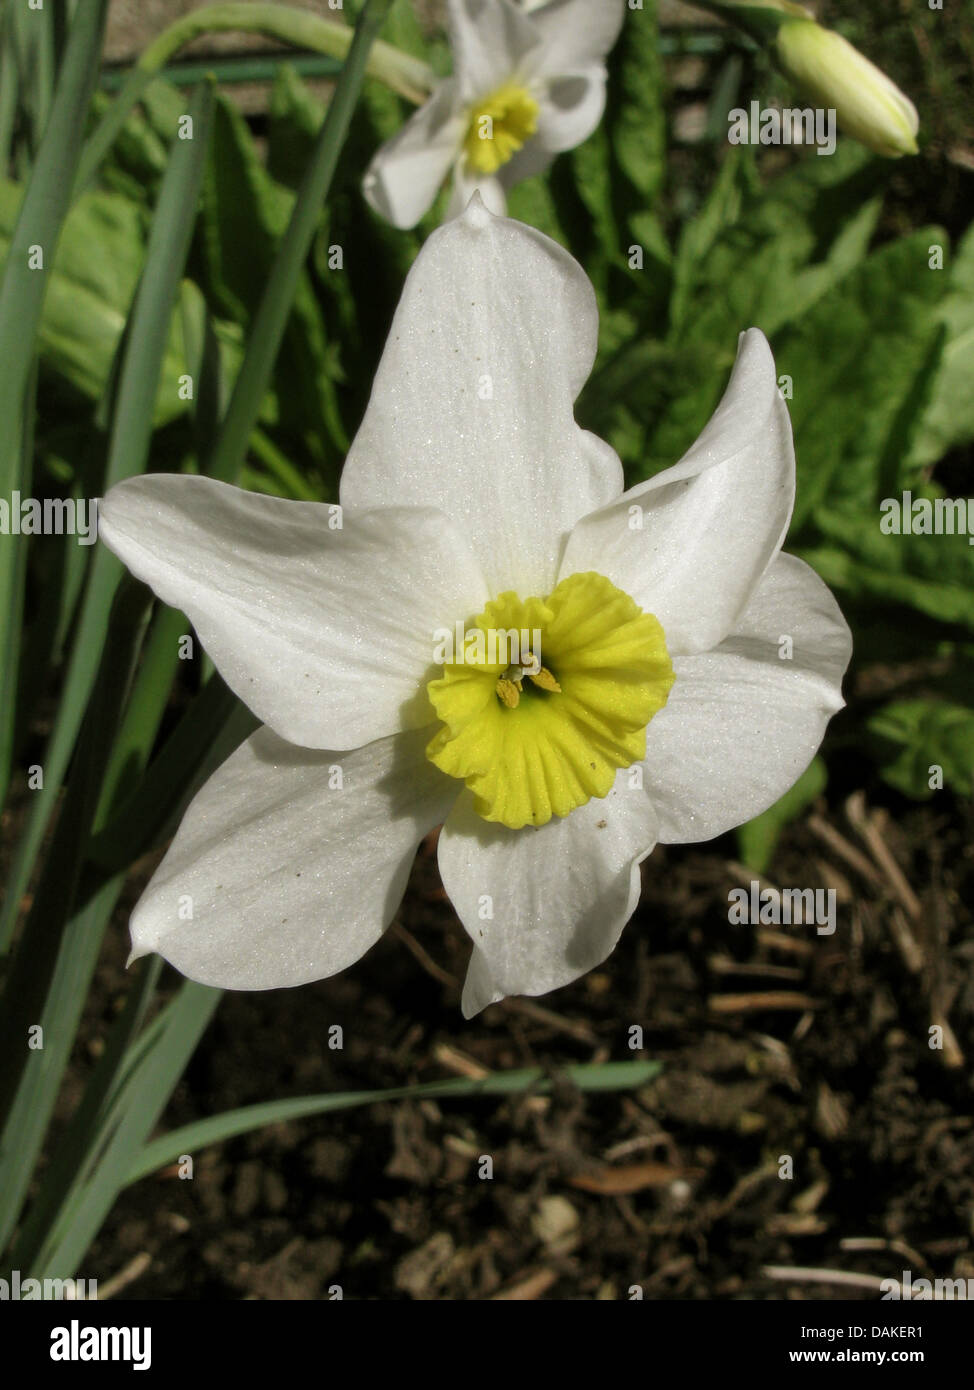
xmin=800 ymin=500 xmax=974 ymax=632
xmin=867 ymin=698 xmax=974 ymax=798
xmin=0 ymin=0 xmax=108 ymax=486
xmin=611 ymin=0 xmax=666 ymax=204
xmin=0 ymin=82 xmax=216 ymax=954
xmin=0 ymin=180 xmax=196 ymax=423
xmin=28 ymin=982 xmax=223 ymax=1280
xmin=198 ymin=93 xmax=345 ymax=467
xmin=907 ymin=224 xmax=974 ymax=470
xmin=625 ymin=146 xmax=885 ymax=483
xmin=778 ymin=229 xmax=947 ymax=527
xmin=203 ymin=0 xmax=395 ymax=488
xmin=124 ymin=1061 xmax=663 ymax=1189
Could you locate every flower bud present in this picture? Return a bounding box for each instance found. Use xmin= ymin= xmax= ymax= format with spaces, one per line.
xmin=775 ymin=19 xmax=919 ymax=157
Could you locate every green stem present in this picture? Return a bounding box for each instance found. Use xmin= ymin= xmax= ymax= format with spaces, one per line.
xmin=77 ymin=2 xmax=433 ymax=194
xmin=686 ymin=0 xmax=813 ymax=41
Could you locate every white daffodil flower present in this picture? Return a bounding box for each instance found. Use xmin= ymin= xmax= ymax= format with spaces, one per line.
xmin=99 ymin=198 xmax=851 ymax=1017
xmin=362 ymin=0 xmax=626 ymax=229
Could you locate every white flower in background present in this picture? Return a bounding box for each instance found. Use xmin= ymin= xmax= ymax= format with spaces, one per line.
xmin=363 ymin=0 xmax=626 ymax=228
xmin=98 ymin=198 xmax=851 ymax=1017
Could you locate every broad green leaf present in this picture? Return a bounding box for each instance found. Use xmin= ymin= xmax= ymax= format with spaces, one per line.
xmin=779 ymin=229 xmax=947 ymax=527
xmin=0 ymin=180 xmax=234 ymax=426
xmin=907 ymin=224 xmax=974 ymax=470
xmin=612 ymin=0 xmax=666 ymax=204
xmin=799 ymin=500 xmax=974 ymax=631
xmin=867 ymin=698 xmax=974 ymax=798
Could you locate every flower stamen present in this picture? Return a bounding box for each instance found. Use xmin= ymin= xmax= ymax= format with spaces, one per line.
xmin=494 ymin=651 xmax=561 ymax=708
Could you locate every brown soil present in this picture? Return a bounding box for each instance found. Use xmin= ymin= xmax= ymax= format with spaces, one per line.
xmin=72 ymin=783 xmax=974 ymax=1301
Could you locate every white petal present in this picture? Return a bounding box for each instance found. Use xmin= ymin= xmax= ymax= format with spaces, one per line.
xmin=497 ymin=71 xmax=607 ymax=190
xmin=559 ymin=329 xmax=794 ymax=654
xmin=533 ymin=70 xmax=608 ymax=154
xmin=438 ymin=773 xmax=659 ymax=1015
xmin=130 ymin=726 xmax=457 ymax=989
xmin=363 ymin=81 xmax=466 ymax=230
xmin=98 ymin=475 xmax=489 ymax=750
xmin=340 ymin=196 xmax=623 ymax=599
xmin=448 ymin=0 xmax=540 ymax=103
xmin=520 ymin=0 xmax=626 ymax=78
xmin=643 ymin=553 xmax=852 ymax=844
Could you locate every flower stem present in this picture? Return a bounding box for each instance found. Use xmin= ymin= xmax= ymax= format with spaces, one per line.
xmin=77 ymin=1 xmax=433 ymax=195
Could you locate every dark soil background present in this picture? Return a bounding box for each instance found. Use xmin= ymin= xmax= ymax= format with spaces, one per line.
xmin=56 ymin=770 xmax=972 ymax=1301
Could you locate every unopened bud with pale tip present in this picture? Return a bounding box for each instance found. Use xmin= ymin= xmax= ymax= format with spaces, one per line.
xmin=775 ymin=19 xmax=919 ymax=158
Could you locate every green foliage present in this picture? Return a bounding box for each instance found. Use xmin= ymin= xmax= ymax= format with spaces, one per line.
xmin=867 ymin=698 xmax=974 ymax=799
xmin=0 ymin=178 xmax=209 ymax=425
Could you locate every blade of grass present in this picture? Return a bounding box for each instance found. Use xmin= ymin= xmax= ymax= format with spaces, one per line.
xmin=0 ymin=6 xmax=20 ymax=174
xmin=0 ymin=874 xmax=133 ymax=1276
xmin=0 ymin=358 xmax=36 ymax=809
xmin=88 ymin=672 xmax=255 ymax=871
xmin=91 ymin=605 xmax=192 ymax=828
xmin=0 ymin=0 xmax=107 ymax=468
xmin=204 ymin=0 xmax=395 ymax=485
xmin=27 ymin=1058 xmax=657 ymax=1278
xmin=0 ymin=0 xmax=108 ymax=808
xmin=0 ymin=580 xmax=152 ymax=1253
xmin=0 ymin=80 xmax=215 ymax=953
xmin=125 ymin=1061 xmax=663 ymax=1188
xmin=29 ymin=0 xmax=56 ymax=147
xmin=30 ymin=981 xmax=223 ymax=1281
xmin=0 ymin=670 xmax=249 ymax=1259
xmin=7 ymin=0 xmax=54 ymax=161
xmin=247 ymin=427 xmax=324 ymax=501
xmin=4 ymin=956 xmax=163 ymax=1275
